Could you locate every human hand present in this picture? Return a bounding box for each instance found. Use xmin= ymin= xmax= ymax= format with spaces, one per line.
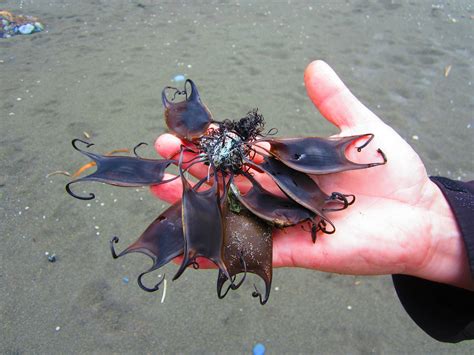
xmin=151 ymin=60 xmax=472 ymax=290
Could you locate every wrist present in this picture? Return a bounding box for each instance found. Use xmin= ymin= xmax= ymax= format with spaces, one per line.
xmin=409 ymin=181 xmax=473 ymax=290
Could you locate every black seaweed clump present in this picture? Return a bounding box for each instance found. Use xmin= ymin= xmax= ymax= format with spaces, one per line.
xmin=197 ymin=109 xmax=269 ymax=174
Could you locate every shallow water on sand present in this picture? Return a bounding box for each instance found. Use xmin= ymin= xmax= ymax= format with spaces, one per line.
xmin=1 ymin=1 xmax=472 ymax=353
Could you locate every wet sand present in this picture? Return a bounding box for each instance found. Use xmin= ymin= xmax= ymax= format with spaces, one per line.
xmin=1 ymin=1 xmax=473 ymax=353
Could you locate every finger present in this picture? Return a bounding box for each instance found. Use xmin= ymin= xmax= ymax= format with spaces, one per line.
xmin=155 ymin=133 xmax=210 ymax=178
xmin=172 ymin=256 xmax=217 ymax=269
xmin=150 ymin=169 xmax=217 ymax=204
xmin=304 ymin=60 xmax=383 ymax=131
xmin=154 ymin=133 xmax=187 ymax=159
xmin=150 ymin=170 xmax=216 ymax=203
xmin=150 ymin=173 xmax=183 ymax=203
xmin=249 ymin=141 xmax=270 ymax=164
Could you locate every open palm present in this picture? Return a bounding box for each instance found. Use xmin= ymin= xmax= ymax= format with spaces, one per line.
xmin=151 ymin=61 xmax=466 ymax=287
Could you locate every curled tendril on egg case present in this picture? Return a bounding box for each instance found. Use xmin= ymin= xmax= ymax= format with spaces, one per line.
xmin=65 ymin=79 xmax=387 ymax=304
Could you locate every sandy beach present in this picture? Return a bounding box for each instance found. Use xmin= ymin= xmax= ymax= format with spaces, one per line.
xmin=1 ymin=0 xmax=473 ymax=353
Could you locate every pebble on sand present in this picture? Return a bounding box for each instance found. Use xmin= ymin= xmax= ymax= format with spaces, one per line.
xmin=253 ymin=343 xmax=265 ymax=355
xmin=172 ymin=74 xmax=186 ymax=82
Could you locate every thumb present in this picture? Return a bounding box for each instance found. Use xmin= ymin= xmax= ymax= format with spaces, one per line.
xmin=304 ymin=60 xmax=382 ymax=131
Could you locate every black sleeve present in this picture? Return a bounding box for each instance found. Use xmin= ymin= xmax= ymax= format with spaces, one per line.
xmin=392 ymin=176 xmax=474 ymax=343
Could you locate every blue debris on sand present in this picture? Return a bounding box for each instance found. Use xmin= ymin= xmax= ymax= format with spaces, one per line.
xmin=122 ymin=277 xmax=129 ymax=284
xmin=253 ymin=343 xmax=265 ymax=355
xmin=172 ymin=74 xmax=186 ymax=82
xmin=19 ymin=23 xmax=35 ymax=35
xmin=0 ymin=10 xmax=44 ymax=38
